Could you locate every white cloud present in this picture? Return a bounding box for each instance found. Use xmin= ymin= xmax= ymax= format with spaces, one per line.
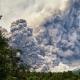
xmin=0 ymin=0 xmax=70 ymax=30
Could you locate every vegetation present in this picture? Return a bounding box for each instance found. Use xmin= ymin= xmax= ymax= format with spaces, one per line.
xmin=0 ymin=31 xmax=80 ymax=80
xmin=0 ymin=31 xmax=24 ymax=80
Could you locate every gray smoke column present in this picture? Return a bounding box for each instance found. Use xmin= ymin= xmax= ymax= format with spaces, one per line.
xmin=9 ymin=0 xmax=80 ymax=72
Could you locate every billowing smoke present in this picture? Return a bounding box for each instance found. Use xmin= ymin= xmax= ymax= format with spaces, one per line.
xmin=0 ymin=0 xmax=70 ymax=30
xmin=9 ymin=0 xmax=80 ymax=72
xmin=1 ymin=0 xmax=80 ymax=72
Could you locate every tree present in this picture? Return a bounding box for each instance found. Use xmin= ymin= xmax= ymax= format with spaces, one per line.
xmin=0 ymin=31 xmax=21 ymax=80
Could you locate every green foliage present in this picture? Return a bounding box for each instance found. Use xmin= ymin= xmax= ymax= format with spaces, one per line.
xmin=0 ymin=31 xmax=21 ymax=80
xmin=24 ymin=71 xmax=80 ymax=80
xmin=0 ymin=32 xmax=8 ymax=49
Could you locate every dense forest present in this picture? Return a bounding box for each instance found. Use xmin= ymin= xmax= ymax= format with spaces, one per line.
xmin=0 ymin=30 xmax=80 ymax=80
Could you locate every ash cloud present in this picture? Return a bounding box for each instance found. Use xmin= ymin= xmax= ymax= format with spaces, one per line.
xmin=1 ymin=0 xmax=80 ymax=72
xmin=0 ymin=0 xmax=70 ymax=30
